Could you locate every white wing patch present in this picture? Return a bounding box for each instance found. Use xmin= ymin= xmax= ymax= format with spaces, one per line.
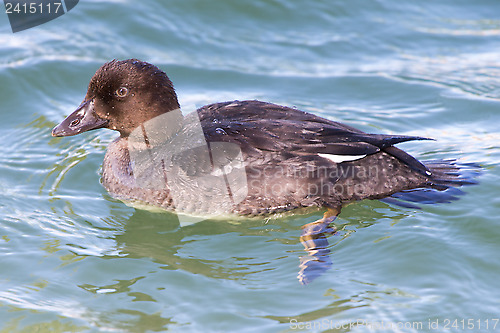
xmin=318 ymin=153 xmax=367 ymax=163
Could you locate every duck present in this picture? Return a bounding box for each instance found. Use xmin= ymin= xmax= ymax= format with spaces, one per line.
xmin=52 ymin=59 xmax=476 ymax=283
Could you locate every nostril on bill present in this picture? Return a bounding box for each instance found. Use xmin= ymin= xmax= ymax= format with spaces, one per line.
xmin=70 ymin=119 xmax=81 ymax=127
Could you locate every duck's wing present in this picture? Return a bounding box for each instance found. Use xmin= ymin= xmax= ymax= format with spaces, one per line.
xmin=198 ymin=100 xmax=432 ymax=174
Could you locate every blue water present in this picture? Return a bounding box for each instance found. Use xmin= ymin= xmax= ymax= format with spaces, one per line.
xmin=1 ymin=0 xmax=500 ymax=332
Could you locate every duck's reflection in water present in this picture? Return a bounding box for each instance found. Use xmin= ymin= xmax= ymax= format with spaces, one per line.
xmin=105 ymin=202 xmax=401 ymax=285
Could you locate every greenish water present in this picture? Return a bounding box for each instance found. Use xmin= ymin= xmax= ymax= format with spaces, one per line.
xmin=1 ymin=0 xmax=500 ymax=332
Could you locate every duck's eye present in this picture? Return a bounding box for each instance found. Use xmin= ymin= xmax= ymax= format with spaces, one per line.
xmin=115 ymin=87 xmax=129 ymax=98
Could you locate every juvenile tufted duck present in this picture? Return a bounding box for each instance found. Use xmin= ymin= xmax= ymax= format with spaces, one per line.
xmin=52 ymin=59 xmax=478 ymax=283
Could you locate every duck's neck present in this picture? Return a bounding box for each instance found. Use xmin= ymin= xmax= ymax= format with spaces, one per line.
xmin=126 ymin=108 xmax=184 ymax=149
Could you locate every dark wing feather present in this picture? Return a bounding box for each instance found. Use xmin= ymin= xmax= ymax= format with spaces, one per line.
xmin=197 ymin=100 xmax=431 ymax=169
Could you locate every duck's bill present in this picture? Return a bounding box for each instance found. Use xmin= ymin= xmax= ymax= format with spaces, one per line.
xmin=52 ymin=99 xmax=108 ymax=137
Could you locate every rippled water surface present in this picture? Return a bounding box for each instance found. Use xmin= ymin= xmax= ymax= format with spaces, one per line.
xmin=1 ymin=0 xmax=500 ymax=332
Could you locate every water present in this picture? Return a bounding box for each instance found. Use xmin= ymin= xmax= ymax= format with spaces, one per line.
xmin=1 ymin=0 xmax=500 ymax=332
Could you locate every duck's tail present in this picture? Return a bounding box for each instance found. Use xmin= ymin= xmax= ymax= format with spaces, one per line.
xmin=381 ymin=159 xmax=481 ymax=209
